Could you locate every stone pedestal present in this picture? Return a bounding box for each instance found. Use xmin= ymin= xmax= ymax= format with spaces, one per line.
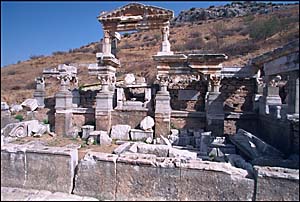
xmin=55 ymin=89 xmax=73 ymax=111
xmin=55 ymin=110 xmax=73 ymax=137
xmin=154 ymin=90 xmax=171 ymax=138
xmin=95 ymin=88 xmax=114 ymax=133
xmin=55 ymin=83 xmax=73 ymax=137
xmin=82 ymin=125 xmax=95 ymax=140
xmin=259 ymin=86 xmax=282 ymax=117
xmin=205 ymin=92 xmax=224 ymax=136
xmin=33 ymin=90 xmax=45 ymax=108
xmin=33 ymin=77 xmax=46 ymax=108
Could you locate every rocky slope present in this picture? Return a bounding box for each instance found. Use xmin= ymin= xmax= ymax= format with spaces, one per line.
xmin=172 ymin=1 xmax=298 ymax=23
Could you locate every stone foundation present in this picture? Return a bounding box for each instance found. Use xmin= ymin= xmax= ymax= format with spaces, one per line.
xmin=74 ymin=152 xmax=254 ymax=201
xmin=1 ymin=144 xmax=299 ymax=201
xmin=254 ymin=166 xmax=299 ymax=201
xmin=1 ymin=143 xmax=78 ymax=193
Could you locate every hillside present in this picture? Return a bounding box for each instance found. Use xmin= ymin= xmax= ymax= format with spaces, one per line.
xmin=1 ymin=2 xmax=299 ymax=104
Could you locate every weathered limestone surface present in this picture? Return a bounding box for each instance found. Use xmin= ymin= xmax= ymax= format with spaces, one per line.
xmin=116 ymin=158 xmax=180 ymax=201
xmin=254 ymin=166 xmax=299 ymax=201
xmin=168 ymin=147 xmax=197 ymax=159
xmin=110 ymin=124 xmax=131 ymax=140
xmin=1 ymin=120 xmax=39 ymax=138
xmin=55 ymin=111 xmax=73 ymax=137
xmin=21 ymin=98 xmax=39 ymax=111
xmin=1 ymin=143 xmax=78 ymax=193
xmin=140 ymin=116 xmax=155 ymax=131
xmin=99 ymin=131 xmax=112 ymax=145
xmin=73 ymin=152 xmax=117 ymax=201
xmin=1 ymin=187 xmax=99 ymax=201
xmin=74 ymin=151 xmax=254 ymax=201
xmin=137 ymin=143 xmax=169 ymax=157
xmin=113 ymin=142 xmax=132 ymax=155
xmin=179 ymin=160 xmax=254 ymax=201
xmin=130 ymin=129 xmax=153 ymax=141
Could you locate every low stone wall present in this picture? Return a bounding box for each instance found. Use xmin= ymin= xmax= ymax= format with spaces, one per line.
xmin=1 ymin=144 xmax=299 ymax=200
xmin=254 ymin=166 xmax=299 ymax=201
xmin=1 ymin=143 xmax=78 ymax=193
xmin=257 ymin=115 xmax=292 ymax=155
xmin=111 ymin=109 xmax=149 ymax=129
xmin=74 ymin=152 xmax=254 ymax=201
xmin=171 ymin=110 xmax=206 ymax=130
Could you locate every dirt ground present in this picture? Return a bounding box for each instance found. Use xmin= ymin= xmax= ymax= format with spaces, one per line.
xmin=12 ymin=134 xmax=119 ymax=160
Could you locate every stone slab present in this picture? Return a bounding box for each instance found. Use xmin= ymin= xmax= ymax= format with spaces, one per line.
xmin=229 ymin=129 xmax=284 ymax=160
xmin=1 ymin=143 xmax=78 ymax=193
xmin=254 ymin=166 xmax=299 ymax=201
xmin=116 ymin=157 xmax=180 ymax=201
xmin=130 ymin=129 xmax=153 ymax=141
xmin=178 ymin=90 xmax=200 ymax=101
xmin=168 ymin=148 xmax=197 ymax=160
xmin=137 ymin=143 xmax=169 ymax=157
xmin=179 ymin=160 xmax=254 ymax=201
xmin=73 ymin=152 xmax=118 ymax=200
xmin=110 ymin=124 xmax=131 ymax=140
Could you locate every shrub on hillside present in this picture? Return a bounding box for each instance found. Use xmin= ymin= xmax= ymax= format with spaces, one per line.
xmin=249 ymin=17 xmax=281 ymax=40
xmin=30 ymin=55 xmax=44 ymax=60
xmin=53 ymin=51 xmax=65 ymax=55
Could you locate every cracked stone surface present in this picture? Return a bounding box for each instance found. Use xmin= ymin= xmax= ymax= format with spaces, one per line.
xmin=1 ymin=187 xmax=98 ymax=201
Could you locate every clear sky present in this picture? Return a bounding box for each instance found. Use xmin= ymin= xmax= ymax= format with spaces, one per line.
xmin=0 ymin=1 xmax=297 ymax=67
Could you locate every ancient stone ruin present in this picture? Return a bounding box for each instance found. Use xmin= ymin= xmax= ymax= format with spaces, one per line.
xmin=1 ymin=3 xmax=299 ymax=201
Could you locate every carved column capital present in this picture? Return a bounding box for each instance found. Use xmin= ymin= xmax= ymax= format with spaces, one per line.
xmin=209 ymin=75 xmax=221 ymax=92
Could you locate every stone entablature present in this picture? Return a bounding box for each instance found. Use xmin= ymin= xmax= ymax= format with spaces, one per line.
xmin=98 ymin=3 xmax=174 ymax=31
xmin=153 ymin=53 xmax=228 ymax=78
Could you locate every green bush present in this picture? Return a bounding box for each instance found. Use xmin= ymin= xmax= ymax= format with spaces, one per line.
xmin=123 ymin=33 xmax=130 ymax=37
xmin=43 ymin=119 xmax=49 ymax=124
xmin=15 ymin=114 xmax=24 ymax=121
xmin=249 ymin=17 xmax=281 ymax=40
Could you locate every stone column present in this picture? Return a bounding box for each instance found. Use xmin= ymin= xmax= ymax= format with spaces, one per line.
xmin=95 ymin=75 xmax=114 ymax=133
xmin=287 ymin=72 xmax=299 ymax=114
xmin=116 ymin=87 xmax=124 ymax=109
xmin=155 ymin=76 xmax=171 ymax=137
xmin=33 ymin=77 xmax=46 ymax=108
xmin=157 ymin=24 xmax=173 ymax=56
xmin=144 ymin=88 xmax=152 ymax=109
xmin=205 ymin=75 xmax=224 ymax=136
xmin=55 ymin=76 xmax=73 ymax=137
xmin=102 ymin=30 xmax=112 ymax=56
xmin=253 ymin=69 xmax=264 ymax=112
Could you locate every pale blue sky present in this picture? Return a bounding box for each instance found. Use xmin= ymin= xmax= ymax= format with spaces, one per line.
xmin=1 ymin=1 xmax=297 ymax=67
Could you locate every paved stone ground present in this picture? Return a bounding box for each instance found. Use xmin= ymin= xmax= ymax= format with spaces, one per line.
xmin=1 ymin=187 xmax=99 ymax=201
